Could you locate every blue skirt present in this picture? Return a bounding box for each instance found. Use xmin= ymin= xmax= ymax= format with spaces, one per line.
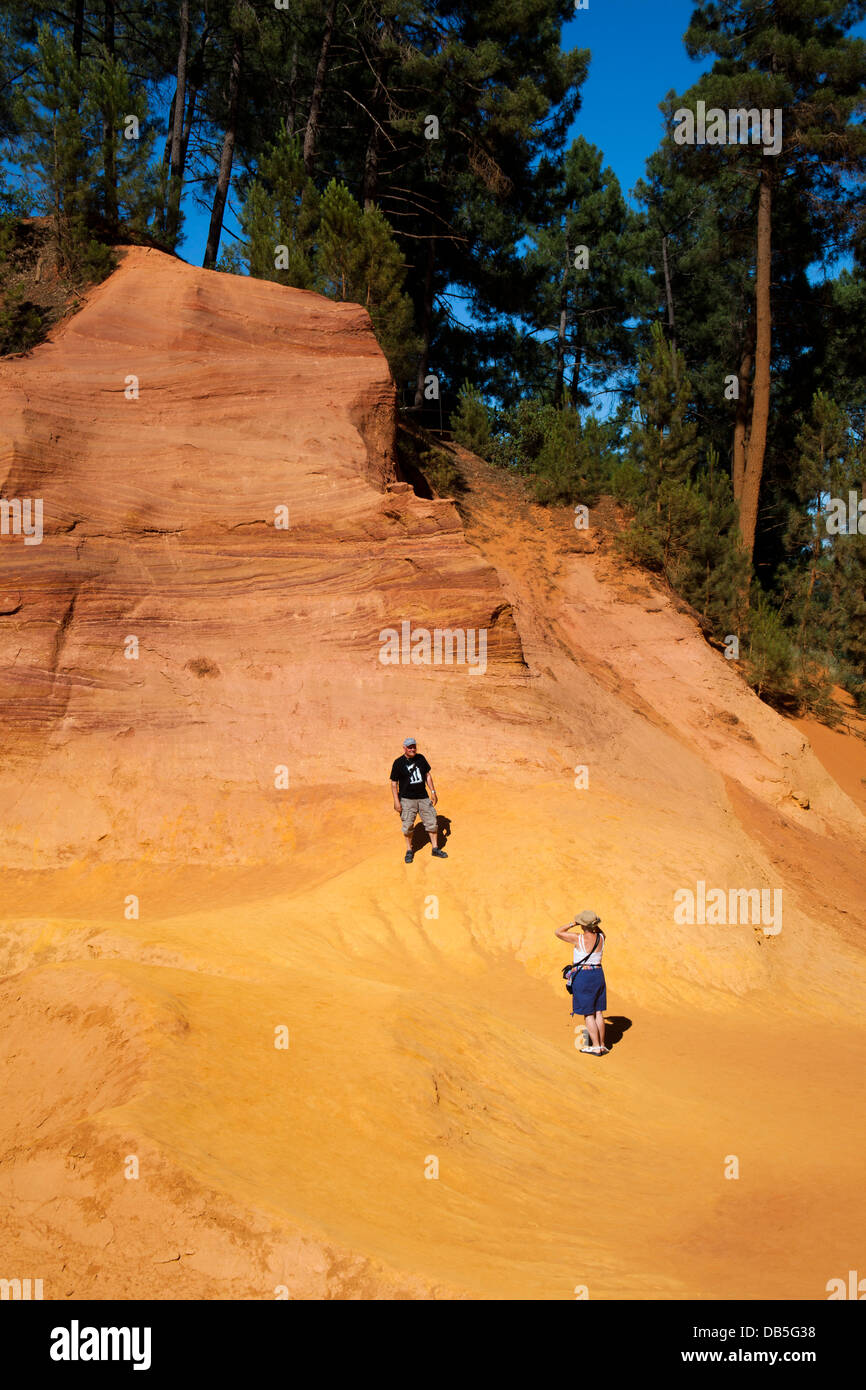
xmin=571 ymin=968 xmax=607 ymax=1015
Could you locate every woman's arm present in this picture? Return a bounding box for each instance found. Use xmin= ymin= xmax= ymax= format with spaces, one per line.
xmin=554 ymin=924 xmax=581 ymax=943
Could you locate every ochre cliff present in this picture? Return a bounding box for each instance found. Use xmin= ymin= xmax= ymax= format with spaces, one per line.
xmin=1 ymin=249 xmax=864 ymax=1300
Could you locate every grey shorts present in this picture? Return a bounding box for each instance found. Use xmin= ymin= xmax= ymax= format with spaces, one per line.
xmin=400 ymin=797 xmax=437 ymax=834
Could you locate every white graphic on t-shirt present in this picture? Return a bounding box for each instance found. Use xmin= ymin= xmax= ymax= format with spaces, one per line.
xmin=408 ymin=763 xmax=424 ymax=787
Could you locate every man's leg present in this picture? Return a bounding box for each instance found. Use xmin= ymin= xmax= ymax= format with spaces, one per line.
xmin=421 ymin=799 xmax=439 ymax=850
xmin=402 ymin=801 xmax=417 ymax=859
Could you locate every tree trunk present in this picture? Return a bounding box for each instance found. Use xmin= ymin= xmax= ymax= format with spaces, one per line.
xmin=363 ymin=126 xmax=379 ymax=209
xmin=286 ymin=42 xmax=298 ymax=136
xmin=739 ymin=172 xmax=772 ymax=561
xmin=180 ymin=80 xmax=199 ymax=172
xmin=413 ymin=232 xmax=436 ymax=409
xmin=304 ymin=0 xmax=338 ymax=175
xmin=72 ymin=0 xmax=85 ymax=64
xmin=732 ymin=342 xmax=752 ymax=503
xmin=362 ymin=41 xmax=387 ymax=209
xmin=661 ymin=232 xmax=677 ymax=379
xmin=165 ymin=0 xmax=190 ymax=247
xmin=180 ymin=30 xmax=210 ymax=174
xmin=553 ymin=245 xmax=568 ymax=408
xmin=161 ymin=90 xmax=176 ymax=176
xmin=101 ymin=0 xmax=117 ymax=235
xmin=797 ymin=547 xmax=818 ymax=655
xmin=203 ymin=33 xmax=242 ymax=270
xmin=570 ymin=325 xmax=583 ymax=409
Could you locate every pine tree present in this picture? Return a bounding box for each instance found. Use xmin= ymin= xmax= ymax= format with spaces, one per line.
xmin=16 ymin=25 xmax=111 ymax=277
xmin=240 ymin=128 xmax=319 ymax=288
xmin=316 ymin=180 xmax=417 ymax=379
xmin=238 ymin=143 xmax=417 ymax=379
xmin=618 ymin=323 xmax=748 ymax=632
xmin=778 ymin=392 xmax=866 ymax=704
xmin=682 ymin=0 xmax=866 ymax=562
xmin=629 ymin=322 xmax=700 ymax=502
xmin=90 ymin=46 xmax=159 ymax=239
xmin=525 ymin=137 xmax=645 ymax=410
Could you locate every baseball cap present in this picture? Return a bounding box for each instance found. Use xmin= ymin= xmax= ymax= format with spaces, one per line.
xmin=403 ymin=737 xmax=417 ymax=747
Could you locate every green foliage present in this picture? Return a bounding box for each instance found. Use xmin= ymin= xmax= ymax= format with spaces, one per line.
xmin=215 ymin=241 xmax=246 ymax=276
xmin=421 ymin=445 xmax=465 ymax=498
xmin=616 ymin=326 xmax=747 ymax=632
xmin=396 ymin=425 xmax=465 ymax=498
xmin=89 ymin=49 xmax=159 ymax=238
xmin=524 ymin=136 xmax=647 ymax=407
xmin=451 ymin=382 xmax=491 ymax=458
xmin=10 ymin=24 xmax=145 ymax=279
xmin=15 ymin=26 xmax=95 ymax=275
xmin=744 ymin=591 xmax=795 ymax=705
xmin=629 ymin=321 xmax=700 ymax=492
xmin=318 ymin=186 xmax=418 ymax=381
xmin=773 ymin=391 xmax=866 ymax=712
xmin=488 ymin=399 xmax=618 ymax=506
xmin=241 ymin=130 xmax=320 ymax=289
xmin=239 ymin=139 xmax=418 ymax=380
xmin=0 ymin=220 xmax=46 ymax=355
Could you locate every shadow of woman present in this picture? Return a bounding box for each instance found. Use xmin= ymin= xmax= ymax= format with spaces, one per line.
xmin=603 ymin=1016 xmax=633 ymax=1049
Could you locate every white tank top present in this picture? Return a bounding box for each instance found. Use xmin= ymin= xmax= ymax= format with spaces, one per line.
xmin=574 ymin=931 xmax=603 ymax=966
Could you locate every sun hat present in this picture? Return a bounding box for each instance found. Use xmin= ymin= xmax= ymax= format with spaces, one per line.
xmin=574 ymin=909 xmax=601 ymax=927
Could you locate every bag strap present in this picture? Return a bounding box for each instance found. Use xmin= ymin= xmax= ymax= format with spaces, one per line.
xmin=573 ymin=929 xmax=601 ymax=972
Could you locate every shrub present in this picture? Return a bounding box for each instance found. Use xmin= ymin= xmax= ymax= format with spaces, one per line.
xmin=421 ymin=445 xmax=465 ymax=497
xmin=451 ymin=381 xmax=491 ymax=457
xmin=744 ymin=591 xmax=795 ymax=703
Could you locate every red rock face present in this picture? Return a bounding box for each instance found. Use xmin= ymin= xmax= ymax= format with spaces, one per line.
xmin=0 ymin=247 xmax=524 ymax=864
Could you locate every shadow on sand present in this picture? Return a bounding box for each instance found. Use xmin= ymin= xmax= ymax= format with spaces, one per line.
xmin=572 ymin=1014 xmax=633 ymax=1052
xmin=409 ymin=814 xmax=451 ymax=853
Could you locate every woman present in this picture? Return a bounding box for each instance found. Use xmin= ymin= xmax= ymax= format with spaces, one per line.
xmin=555 ymin=909 xmax=607 ymax=1055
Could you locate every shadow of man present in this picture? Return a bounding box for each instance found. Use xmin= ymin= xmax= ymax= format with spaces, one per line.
xmin=410 ymin=814 xmax=451 ymax=853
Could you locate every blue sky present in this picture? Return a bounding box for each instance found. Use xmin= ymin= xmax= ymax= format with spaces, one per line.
xmin=178 ymin=0 xmax=712 ymax=266
xmin=562 ymin=0 xmax=709 ymax=207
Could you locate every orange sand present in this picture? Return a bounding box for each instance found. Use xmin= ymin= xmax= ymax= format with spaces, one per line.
xmin=0 ymin=251 xmax=864 ymax=1299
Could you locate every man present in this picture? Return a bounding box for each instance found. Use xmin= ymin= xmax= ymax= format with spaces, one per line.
xmin=389 ymin=737 xmax=448 ymax=863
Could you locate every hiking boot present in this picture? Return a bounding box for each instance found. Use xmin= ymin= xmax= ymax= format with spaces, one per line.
xmin=404 ymin=850 xmax=414 ymax=863
xmin=431 ymin=847 xmax=448 ymax=858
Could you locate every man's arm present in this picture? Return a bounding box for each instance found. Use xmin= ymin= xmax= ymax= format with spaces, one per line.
xmin=391 ymin=779 xmax=401 ymax=811
xmin=425 ymin=769 xmax=437 ymax=805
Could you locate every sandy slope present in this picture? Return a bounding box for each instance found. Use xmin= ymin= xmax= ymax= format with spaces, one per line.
xmin=1 ymin=252 xmax=864 ymax=1300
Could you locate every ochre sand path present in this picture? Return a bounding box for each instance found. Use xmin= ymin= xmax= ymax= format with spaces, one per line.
xmin=1 ymin=249 xmax=865 ymax=1298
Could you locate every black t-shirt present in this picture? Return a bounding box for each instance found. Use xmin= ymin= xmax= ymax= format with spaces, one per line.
xmin=389 ymin=753 xmax=431 ymax=799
